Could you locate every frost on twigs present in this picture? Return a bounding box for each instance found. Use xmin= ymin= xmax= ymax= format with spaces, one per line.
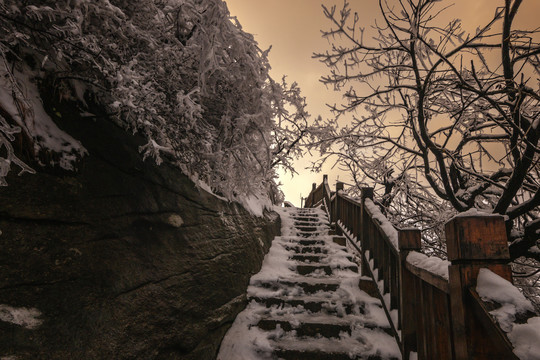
xmin=0 ymin=0 xmax=315 ymax=203
xmin=313 ymin=0 xmax=540 ymax=265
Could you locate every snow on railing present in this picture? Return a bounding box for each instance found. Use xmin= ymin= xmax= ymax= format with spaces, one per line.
xmin=304 ymin=175 xmax=530 ymax=360
xmin=476 ymin=269 xmax=540 ymax=360
xmin=406 ymin=251 xmax=449 ymax=281
xmin=364 ymin=198 xmax=398 ymax=250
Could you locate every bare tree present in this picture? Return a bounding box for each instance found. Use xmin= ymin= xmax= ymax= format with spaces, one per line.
xmin=313 ymin=0 xmax=540 ymax=262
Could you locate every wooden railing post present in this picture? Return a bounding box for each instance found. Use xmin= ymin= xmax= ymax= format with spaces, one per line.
xmin=359 ymin=187 xmax=374 ymax=276
xmin=446 ymin=214 xmax=512 ymax=360
xmin=398 ymin=229 xmax=421 ymax=360
xmin=334 ymin=181 xmax=344 ymax=225
xmin=322 ymin=174 xmax=329 ymax=214
xmin=359 ymin=187 xmax=374 ymax=242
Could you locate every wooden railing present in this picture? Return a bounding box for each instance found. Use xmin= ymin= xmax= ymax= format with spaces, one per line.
xmin=304 ymin=175 xmax=520 ymax=360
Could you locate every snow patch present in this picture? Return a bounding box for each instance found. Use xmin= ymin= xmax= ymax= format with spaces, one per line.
xmin=476 ymin=269 xmax=540 ymax=359
xmin=186 ymin=171 xmax=272 ymax=217
xmin=406 ymin=251 xmax=450 ymax=280
xmin=529 ymin=246 xmax=540 ymax=254
xmin=508 ymin=317 xmax=540 ymax=360
xmin=167 ymin=214 xmax=183 ymax=227
xmin=0 ymin=304 xmax=42 ymax=329
xmin=476 ymin=268 xmax=534 ymax=332
xmin=239 ymin=195 xmax=272 ymax=218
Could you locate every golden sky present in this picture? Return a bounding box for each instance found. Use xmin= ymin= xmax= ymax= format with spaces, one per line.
xmin=225 ymin=0 xmax=540 ymax=206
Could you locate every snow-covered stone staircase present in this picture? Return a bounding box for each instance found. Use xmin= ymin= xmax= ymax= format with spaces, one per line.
xmin=218 ymin=207 xmax=401 ymax=360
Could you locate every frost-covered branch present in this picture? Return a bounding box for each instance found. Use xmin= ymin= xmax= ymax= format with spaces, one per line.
xmin=0 ymin=0 xmax=314 ymax=202
xmin=314 ymin=0 xmax=540 ymax=262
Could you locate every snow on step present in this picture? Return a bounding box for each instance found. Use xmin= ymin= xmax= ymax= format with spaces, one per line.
xmin=217 ymin=206 xmax=401 ymax=360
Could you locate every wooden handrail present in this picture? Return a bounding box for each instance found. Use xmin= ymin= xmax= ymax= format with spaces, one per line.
xmin=303 ymin=175 xmax=524 ymax=360
xmin=405 ymin=258 xmax=449 ymax=294
xmin=363 ymin=198 xmax=399 ymax=255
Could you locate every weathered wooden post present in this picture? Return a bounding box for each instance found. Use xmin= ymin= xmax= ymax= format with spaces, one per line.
xmin=398 ymin=229 xmax=421 ymax=359
xmin=360 ymin=187 xmax=374 ymax=277
xmin=446 ymin=214 xmax=512 ymax=359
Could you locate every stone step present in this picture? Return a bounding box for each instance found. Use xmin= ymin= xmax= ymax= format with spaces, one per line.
xmin=292 ymin=209 xmax=319 ymax=213
xmin=294 ymin=220 xmax=326 ymax=227
xmin=295 ymin=225 xmax=319 ymax=232
xmin=257 ymin=318 xmax=352 ymax=338
xmin=290 ymin=254 xmax=326 ymax=263
xmin=285 ymin=245 xmax=328 ymax=254
xmin=273 ymin=349 xmax=360 ymax=360
xmin=219 ymin=206 xmax=401 ymax=360
xmin=273 ymin=348 xmax=390 ymax=360
xmin=332 ymin=236 xmax=346 ymax=246
xmin=248 ymin=295 xmax=358 ymax=315
xmin=295 ymin=264 xmax=359 ymax=276
xmin=284 ymin=245 xmax=328 ymax=254
xmin=257 ymin=313 xmax=393 ymax=337
xmin=291 ymin=211 xmax=324 ymax=219
xmin=359 ymin=277 xmax=380 ymax=299
xmin=293 ymin=216 xmax=326 ymax=223
xmin=269 ymin=338 xmax=399 ymax=360
xmin=252 ymin=278 xmax=341 ymax=294
xmin=296 ymin=264 xmax=333 ymax=276
xmin=290 ymin=253 xmax=355 ymax=264
xmin=296 ymin=231 xmax=325 ymax=238
xmin=293 ymin=239 xmax=326 ymax=246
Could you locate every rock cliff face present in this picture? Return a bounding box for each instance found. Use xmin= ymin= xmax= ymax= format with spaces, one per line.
xmin=0 ymin=97 xmax=280 ymax=359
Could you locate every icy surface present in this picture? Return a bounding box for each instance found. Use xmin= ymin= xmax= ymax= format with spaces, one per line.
xmin=0 ymin=304 xmax=42 ymax=329
xmin=406 ymin=251 xmax=450 ymax=280
xmin=217 ymin=206 xmax=401 ymax=359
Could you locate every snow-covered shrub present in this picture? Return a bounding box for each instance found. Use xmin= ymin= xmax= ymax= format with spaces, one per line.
xmin=0 ymin=0 xmax=311 ymax=202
